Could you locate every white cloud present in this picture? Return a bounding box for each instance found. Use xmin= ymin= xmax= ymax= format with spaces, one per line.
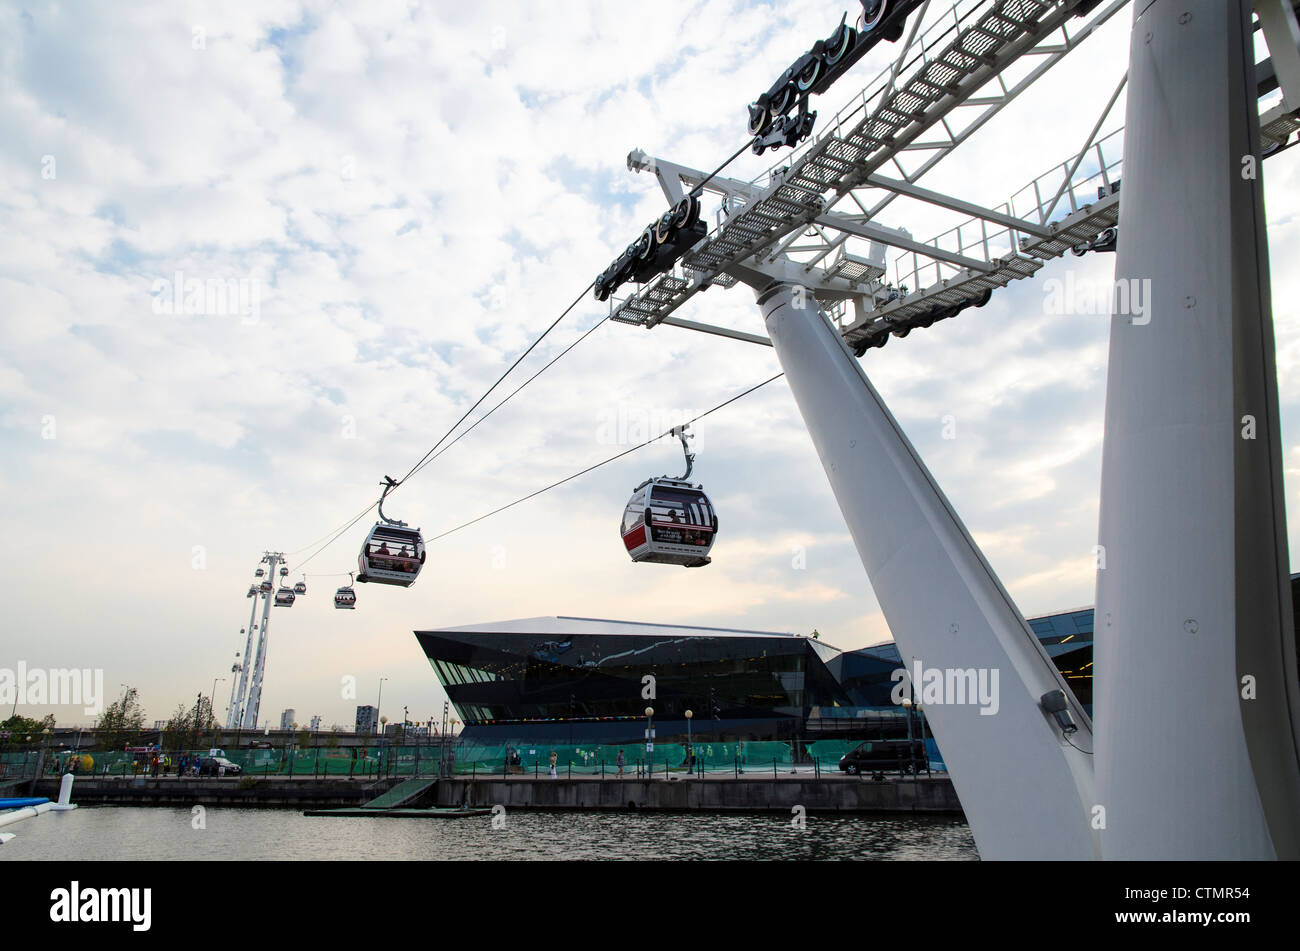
xmin=2 ymin=0 xmax=1297 ymax=728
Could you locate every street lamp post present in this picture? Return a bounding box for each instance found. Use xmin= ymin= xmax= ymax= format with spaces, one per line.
xmin=210 ymin=677 xmax=224 ymax=750
xmin=40 ymin=727 xmax=51 ymax=778
xmin=644 ymin=706 xmax=654 ymax=778
xmin=685 ymin=709 xmax=694 ymax=775
xmin=902 ymin=694 xmax=917 ymax=778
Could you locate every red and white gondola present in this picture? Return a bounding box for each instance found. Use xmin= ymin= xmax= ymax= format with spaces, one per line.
xmin=334 ymin=574 xmax=358 ymax=610
xmin=356 ymin=476 xmax=425 ymax=588
xmin=620 ymin=426 xmax=716 ymax=568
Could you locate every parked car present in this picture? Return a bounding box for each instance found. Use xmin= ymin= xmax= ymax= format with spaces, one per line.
xmin=838 ymin=739 xmax=927 ymax=776
xmin=198 ymin=756 xmax=242 ymax=777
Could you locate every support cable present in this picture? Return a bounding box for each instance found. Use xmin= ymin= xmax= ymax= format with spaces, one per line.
xmin=426 ymin=372 xmax=786 ymax=544
xmin=393 ymin=280 xmax=596 ymax=488
xmin=405 ymin=314 xmax=612 ymax=482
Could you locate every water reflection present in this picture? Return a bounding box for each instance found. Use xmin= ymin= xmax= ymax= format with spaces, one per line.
xmin=1 ymin=806 xmax=977 ymax=861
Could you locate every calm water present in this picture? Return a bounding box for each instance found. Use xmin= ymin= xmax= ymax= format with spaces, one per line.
xmin=1 ymin=806 xmax=977 ymax=861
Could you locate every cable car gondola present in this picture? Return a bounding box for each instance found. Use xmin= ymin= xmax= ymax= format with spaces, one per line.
xmin=259 ymin=580 xmax=272 ymax=594
xmin=246 ymin=584 xmax=257 ymax=598
xmin=293 ymin=577 xmax=307 ymax=596
xmin=279 ymin=566 xmax=288 ymax=578
xmin=274 ymin=586 xmax=295 ymax=607
xmin=335 ymin=573 xmax=357 ymax=610
xmin=254 ymin=568 xmax=265 ymax=578
xmin=356 ymin=476 xmax=425 ymax=588
xmin=620 ymin=425 xmax=716 ymax=568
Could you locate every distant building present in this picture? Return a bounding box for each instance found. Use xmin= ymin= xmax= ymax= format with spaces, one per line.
xmin=153 ymin=720 xmax=167 ymax=731
xmin=355 ymin=705 xmax=378 ymax=735
xmin=309 ymin=715 xmax=322 ymax=732
xmin=384 ymin=722 xmax=429 ymax=737
xmin=279 ymin=708 xmax=296 ymax=731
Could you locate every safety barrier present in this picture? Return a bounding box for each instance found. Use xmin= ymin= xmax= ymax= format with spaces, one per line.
xmin=24 ymin=737 xmax=949 ymax=779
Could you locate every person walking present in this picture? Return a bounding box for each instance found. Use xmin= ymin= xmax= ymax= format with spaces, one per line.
xmin=616 ymin=748 xmax=625 ymax=778
xmin=548 ymin=750 xmax=558 ymax=779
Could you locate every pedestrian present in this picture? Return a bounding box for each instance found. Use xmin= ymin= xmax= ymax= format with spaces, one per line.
xmin=616 ymin=748 xmax=625 ymax=778
xmin=549 ymin=750 xmax=558 ymax=779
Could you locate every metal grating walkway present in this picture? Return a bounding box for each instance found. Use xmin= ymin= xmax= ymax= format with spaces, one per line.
xmin=611 ymin=0 xmax=1073 ymax=330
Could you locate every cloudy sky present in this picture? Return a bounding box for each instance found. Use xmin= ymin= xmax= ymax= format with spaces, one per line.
xmin=3 ymin=0 xmax=1298 ymax=731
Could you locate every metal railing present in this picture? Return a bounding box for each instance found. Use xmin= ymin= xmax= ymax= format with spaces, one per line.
xmin=890 ymin=126 xmax=1125 ymax=293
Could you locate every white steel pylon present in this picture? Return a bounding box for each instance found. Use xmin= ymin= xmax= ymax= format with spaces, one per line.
xmin=227 ymin=591 xmax=259 ymax=730
xmin=240 ymin=551 xmax=284 ymax=731
xmin=757 ymin=280 xmax=1098 ymax=860
xmin=1094 ymin=0 xmax=1300 ymax=860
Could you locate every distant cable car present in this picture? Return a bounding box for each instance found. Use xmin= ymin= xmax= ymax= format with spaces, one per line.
xmin=255 ymin=568 xmax=265 ymax=578
xmin=293 ymin=578 xmax=307 ymax=596
xmin=357 ymin=477 xmax=425 ymax=587
xmin=259 ymin=580 xmax=272 ymax=594
xmin=279 ymin=566 xmax=288 ymax=578
xmin=335 ymin=573 xmax=357 ymax=610
xmin=246 ymin=584 xmax=256 ymax=598
xmin=620 ymin=425 xmax=716 ymax=567
xmin=274 ymin=586 xmax=295 ymax=607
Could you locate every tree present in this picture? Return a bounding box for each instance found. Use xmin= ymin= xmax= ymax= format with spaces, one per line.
xmin=97 ymin=687 xmax=146 ymax=750
xmin=1 ymin=714 xmax=55 ymax=748
xmin=162 ymin=696 xmax=215 ymax=753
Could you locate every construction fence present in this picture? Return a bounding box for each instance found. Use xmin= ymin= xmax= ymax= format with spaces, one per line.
xmin=5 ymin=738 xmax=946 ymax=779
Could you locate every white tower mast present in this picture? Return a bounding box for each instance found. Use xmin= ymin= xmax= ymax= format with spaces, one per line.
xmin=228 ymin=588 xmax=261 ymax=729
xmin=242 ymin=552 xmax=284 ymax=730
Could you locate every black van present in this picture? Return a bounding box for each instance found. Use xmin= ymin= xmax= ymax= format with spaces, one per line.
xmin=838 ymin=739 xmax=927 ymax=776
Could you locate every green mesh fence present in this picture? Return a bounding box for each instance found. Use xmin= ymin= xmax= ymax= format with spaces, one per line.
xmin=39 ymin=747 xmax=394 ymax=778
xmin=804 ymin=740 xmax=857 ymax=766
xmin=29 ymin=739 xmax=846 ymax=779
xmin=450 ymin=740 xmax=807 ymax=776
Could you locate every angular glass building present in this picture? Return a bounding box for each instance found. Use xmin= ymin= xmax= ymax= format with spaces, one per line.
xmin=415 ymin=617 xmax=849 ymax=744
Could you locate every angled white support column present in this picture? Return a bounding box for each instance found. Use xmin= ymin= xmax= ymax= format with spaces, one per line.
xmin=1095 ymin=0 xmax=1300 ymax=860
xmin=243 ymin=553 xmax=280 ymax=730
xmin=1256 ymin=0 xmax=1300 ymax=108
xmin=757 ymin=282 xmax=1098 ymax=860
xmin=229 ymin=597 xmax=259 ymax=729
